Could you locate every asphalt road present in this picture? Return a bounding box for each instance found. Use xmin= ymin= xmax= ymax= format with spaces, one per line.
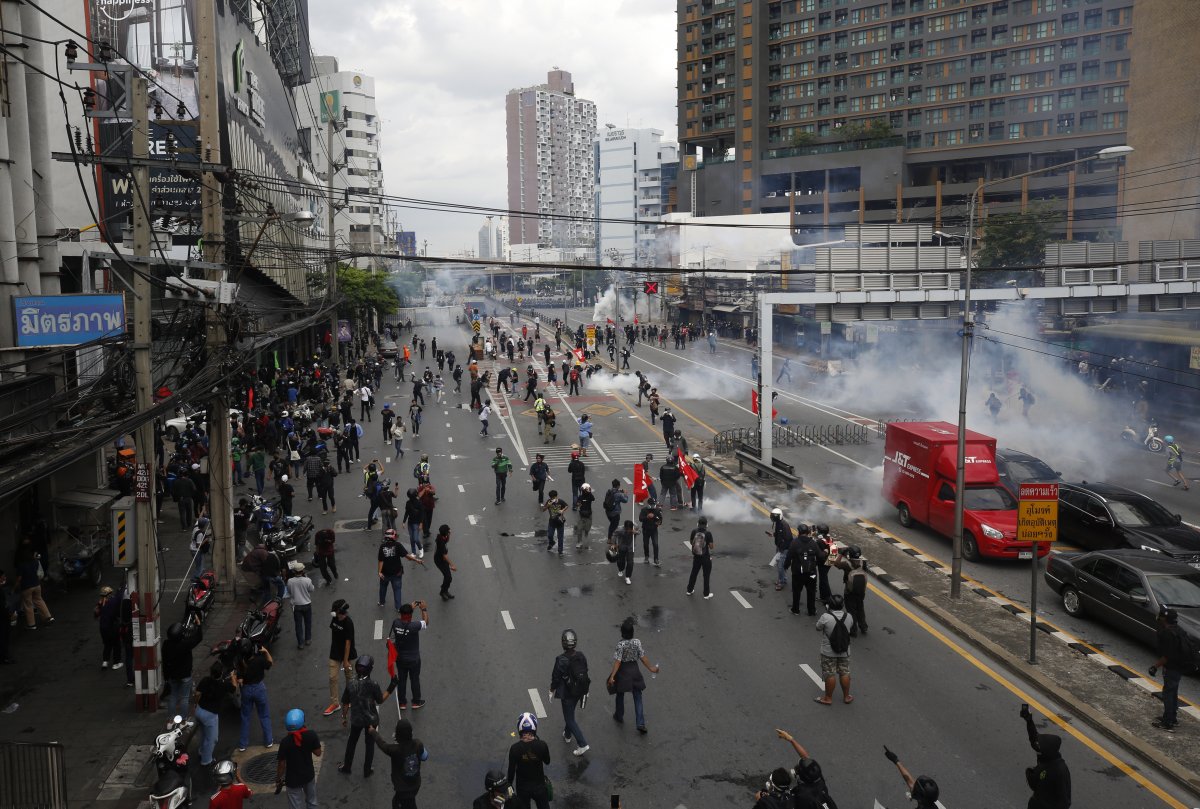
xmin=542 ymin=305 xmax=1200 ymax=710
xmin=220 ymin=311 xmax=1196 ymax=809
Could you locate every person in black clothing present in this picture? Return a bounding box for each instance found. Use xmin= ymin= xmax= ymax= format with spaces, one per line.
xmin=317 ymin=459 xmax=338 ymax=515
xmin=433 ymin=525 xmax=456 ymax=600
xmin=507 ymin=713 xmax=551 ymax=809
xmin=774 ymin=728 xmax=839 ymax=809
xmin=368 ymin=719 xmax=428 ymax=809
xmin=161 ymin=621 xmax=203 ymax=718
xmin=660 ymin=409 xmax=676 ymax=448
xmin=277 ymin=474 xmax=295 ymax=517
xmin=473 ymin=770 xmax=518 ymax=809
xmin=529 ymin=454 xmax=549 ymax=505
xmin=638 ymin=498 xmax=663 ymax=565
xmin=786 ymin=525 xmax=825 ymax=616
xmin=173 ymin=474 xmax=197 ymax=529
xmin=567 ymin=453 xmax=586 ymax=509
xmin=752 ymin=768 xmax=794 ymax=809
xmin=1150 ymin=608 xmax=1188 ymax=732
xmin=275 ymin=708 xmax=322 ymax=806
xmin=659 ymin=458 xmax=682 ymax=510
xmin=1020 ymin=704 xmax=1071 ymax=809
xmin=388 ymin=601 xmax=429 ymax=709
xmin=338 ymin=655 xmax=397 ymax=778
xmin=549 ymin=629 xmax=589 ymax=757
xmin=884 ymin=747 xmax=941 ymax=809
xmin=686 ymin=517 xmax=714 ymax=598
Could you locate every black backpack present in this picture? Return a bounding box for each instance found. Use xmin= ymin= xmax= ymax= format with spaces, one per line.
xmin=564 ymin=653 xmax=590 ymax=698
xmin=828 ymin=613 xmax=851 ymax=655
xmin=602 ymin=488 xmax=616 ymax=513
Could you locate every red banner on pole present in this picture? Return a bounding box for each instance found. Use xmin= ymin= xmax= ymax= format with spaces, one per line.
xmin=677 ymin=448 xmax=699 ymax=488
xmin=751 ymin=389 xmax=778 ymax=418
xmin=633 ymin=464 xmax=650 ymax=503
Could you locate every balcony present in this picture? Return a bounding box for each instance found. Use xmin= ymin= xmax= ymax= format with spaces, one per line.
xmin=763 ymin=135 xmax=904 ymax=160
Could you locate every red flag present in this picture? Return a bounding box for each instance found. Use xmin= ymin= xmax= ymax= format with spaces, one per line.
xmin=634 ymin=316 xmax=639 ymax=325
xmin=606 ymin=317 xmax=615 ymax=325
xmin=633 ymin=464 xmax=650 ymax=503
xmin=750 ymin=389 xmax=778 ymax=418
xmin=572 ymin=348 xmax=586 ymax=364
xmin=386 ymin=638 xmax=397 ymax=678
xmin=677 ymin=448 xmax=699 ymax=488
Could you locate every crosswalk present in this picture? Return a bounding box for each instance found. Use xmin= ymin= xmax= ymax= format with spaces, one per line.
xmin=537 ymin=440 xmax=664 ymax=467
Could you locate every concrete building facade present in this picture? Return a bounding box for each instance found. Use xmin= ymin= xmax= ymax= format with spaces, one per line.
xmin=299 ymin=56 xmax=388 ymax=267
xmin=506 ymin=69 xmax=597 ymax=249
xmin=597 ymin=127 xmax=679 ymax=266
xmin=677 ymin=0 xmax=1136 ymax=241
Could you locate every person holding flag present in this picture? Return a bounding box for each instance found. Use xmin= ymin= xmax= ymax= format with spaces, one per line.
xmin=386 ymin=601 xmax=429 ymax=710
xmin=637 ymin=454 xmax=658 ymax=503
xmin=678 ymin=451 xmax=705 ymax=512
xmin=638 ymin=497 xmax=663 ymax=567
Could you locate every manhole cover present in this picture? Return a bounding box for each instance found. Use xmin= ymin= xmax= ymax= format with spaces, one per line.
xmin=339 ymin=519 xmax=369 ymax=530
xmin=240 ymin=752 xmax=278 ymax=784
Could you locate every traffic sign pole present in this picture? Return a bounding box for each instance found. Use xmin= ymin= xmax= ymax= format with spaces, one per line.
xmin=1017 ymin=482 xmax=1059 ymax=664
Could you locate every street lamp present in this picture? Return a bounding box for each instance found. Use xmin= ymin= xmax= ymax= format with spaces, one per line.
xmin=949 ymin=145 xmax=1131 ymax=598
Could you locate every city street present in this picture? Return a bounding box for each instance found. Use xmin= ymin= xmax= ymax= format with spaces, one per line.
xmin=221 ymin=313 xmax=1193 ymax=807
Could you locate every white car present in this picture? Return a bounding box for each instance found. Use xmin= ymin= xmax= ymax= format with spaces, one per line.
xmin=164 ymin=405 xmax=242 ymax=441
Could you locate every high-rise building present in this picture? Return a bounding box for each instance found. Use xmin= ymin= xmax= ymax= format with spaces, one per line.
xmin=506 ymin=70 xmax=597 ymax=249
xmin=478 ymin=219 xmax=496 ymax=259
xmin=299 ymin=57 xmax=388 ymax=267
xmin=677 ymin=0 xmax=1134 ymax=241
xmin=597 ymin=127 xmax=679 ymax=266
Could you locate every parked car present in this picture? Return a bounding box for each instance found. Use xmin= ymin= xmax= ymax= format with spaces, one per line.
xmin=995 ymin=447 xmax=1062 ymax=499
xmin=379 ymin=340 xmax=399 ymax=358
xmin=1057 ymin=482 xmax=1200 ymax=563
xmin=1044 ymin=548 xmax=1200 ymax=650
xmin=165 ymin=406 xmax=242 ymax=442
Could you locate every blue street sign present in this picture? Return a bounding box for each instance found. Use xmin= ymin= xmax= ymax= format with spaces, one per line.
xmin=13 ymin=294 xmax=126 ymax=347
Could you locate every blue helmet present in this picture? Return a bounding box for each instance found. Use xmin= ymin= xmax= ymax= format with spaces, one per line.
xmin=1165 ymin=435 xmax=1175 ymax=443
xmin=516 ymin=712 xmax=538 ymax=734
xmin=285 ymin=708 xmax=305 ymax=731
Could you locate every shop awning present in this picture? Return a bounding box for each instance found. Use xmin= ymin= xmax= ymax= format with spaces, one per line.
xmin=712 ymin=305 xmax=741 ymax=313
xmin=51 ymin=487 xmax=121 ymax=510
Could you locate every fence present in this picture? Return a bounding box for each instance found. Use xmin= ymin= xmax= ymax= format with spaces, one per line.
xmin=0 ymin=742 xmax=68 ymax=809
xmin=713 ymin=423 xmax=873 ymax=453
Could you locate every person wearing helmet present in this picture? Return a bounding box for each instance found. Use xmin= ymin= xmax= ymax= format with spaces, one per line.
xmin=507 ymin=712 xmax=551 ymax=808
xmin=277 ymin=471 xmax=295 ymax=517
xmin=1165 ymin=436 xmax=1189 ymax=490
xmin=549 ymin=629 xmax=591 ymax=757
xmin=836 ymin=545 xmax=869 ymax=636
xmin=768 ymin=508 xmax=793 ymax=592
xmin=473 ymin=768 xmax=516 ymax=809
xmin=94 ymin=585 xmax=121 ymax=670
xmin=752 ymin=767 xmax=794 ymax=809
xmin=338 ymin=655 xmax=398 ymax=777
xmin=568 ymin=452 xmax=587 ymax=510
xmin=815 ymin=594 xmax=854 ymax=706
xmin=786 ymin=524 xmax=825 ymax=617
xmin=275 ymin=708 xmax=322 ymax=807
xmin=884 ymin=746 xmax=941 ymax=809
xmin=574 ymin=482 xmax=595 ymax=550
xmin=208 ymin=760 xmax=251 ymax=809
xmin=688 ymin=452 xmax=706 ymax=511
xmin=774 ymin=729 xmax=839 ymax=809
xmin=378 ymin=528 xmax=424 ymax=612
xmin=161 ymin=621 xmax=202 ymax=719
xmin=368 ymin=718 xmax=428 ymax=806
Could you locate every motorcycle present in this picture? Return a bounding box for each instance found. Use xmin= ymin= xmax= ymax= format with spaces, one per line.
xmin=56 ymin=530 xmax=106 ymax=587
xmin=183 ymin=570 xmax=217 ymax=629
xmin=1120 ymin=421 xmax=1164 ymax=452
xmin=149 ymin=714 xmax=196 ymax=809
xmin=209 ymin=598 xmax=283 ymax=687
xmin=262 ymin=515 xmax=314 ymax=560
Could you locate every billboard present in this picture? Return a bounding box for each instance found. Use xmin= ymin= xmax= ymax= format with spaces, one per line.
xmin=13 ymin=294 xmax=126 ymax=347
xmin=397 ymin=231 xmax=417 ymax=256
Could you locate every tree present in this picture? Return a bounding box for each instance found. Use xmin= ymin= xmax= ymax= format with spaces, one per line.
xmin=974 ymin=202 xmax=1060 ymax=285
xmin=790 ymin=131 xmax=818 ymax=148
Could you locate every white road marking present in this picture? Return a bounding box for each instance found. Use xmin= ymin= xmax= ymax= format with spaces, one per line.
xmin=799 ymin=663 xmax=824 ymax=689
xmin=730 ymin=590 xmax=753 ymax=609
xmin=458 ymin=484 xmax=466 ymax=493
xmin=482 ymin=555 xmax=492 ymax=568
xmin=384 ymin=457 xmax=391 ymax=463
xmin=446 ymin=422 xmax=451 ymax=428
xmin=448 ymin=436 xmax=453 ymax=443
xmin=468 ymin=514 xmax=478 ymax=525
xmin=1142 ymin=478 xmax=1175 ymax=488
xmin=501 ymin=610 xmax=515 ymax=630
xmin=374 ymin=619 xmax=384 ymax=640
xmin=623 ymin=477 xmax=633 ymax=484
xmin=527 ymin=687 xmax=547 ymax=719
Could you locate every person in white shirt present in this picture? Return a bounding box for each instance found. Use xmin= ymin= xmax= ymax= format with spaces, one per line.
xmin=358 ymin=385 xmax=373 ymax=422
xmin=286 ymin=563 xmax=316 ymax=649
xmin=479 ymin=401 xmax=492 ymax=436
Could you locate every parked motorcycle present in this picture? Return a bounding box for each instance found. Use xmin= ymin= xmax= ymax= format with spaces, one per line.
xmin=1120 ymin=421 xmax=1164 ymax=452
xmin=56 ymin=531 xmax=106 ymax=587
xmin=209 ymin=599 xmax=283 ymax=691
xmin=183 ymin=570 xmax=217 ymax=629
xmin=149 ymin=714 xmax=196 ymax=809
xmin=262 ymin=516 xmax=314 ymax=561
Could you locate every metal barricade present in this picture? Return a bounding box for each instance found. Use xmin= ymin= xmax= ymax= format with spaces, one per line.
xmin=0 ymin=742 xmax=68 ymax=809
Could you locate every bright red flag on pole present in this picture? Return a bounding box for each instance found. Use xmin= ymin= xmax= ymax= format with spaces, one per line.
xmin=386 ymin=639 xmax=398 ymax=678
xmin=633 ymin=464 xmax=650 ymax=503
xmin=606 ymin=317 xmax=615 ymax=325
xmin=572 ymin=348 xmax=586 ymax=364
xmin=677 ymin=448 xmax=699 ymax=488
xmin=751 ymin=389 xmax=778 ymax=418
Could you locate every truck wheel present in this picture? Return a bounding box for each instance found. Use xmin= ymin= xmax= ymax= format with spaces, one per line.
xmin=1061 ymin=586 xmax=1085 ymax=617
xmin=963 ymin=531 xmax=981 ymax=562
xmin=897 ymin=503 xmax=914 ymax=528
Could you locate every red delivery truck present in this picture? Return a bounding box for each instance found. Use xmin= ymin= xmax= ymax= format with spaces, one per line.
xmin=881 ymin=421 xmax=1048 ymax=561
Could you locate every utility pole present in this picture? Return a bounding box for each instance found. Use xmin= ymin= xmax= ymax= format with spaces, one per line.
xmin=196 ymin=1 xmax=235 ymax=602
xmin=326 ymin=98 xmax=340 ymax=366
xmin=129 ymin=75 xmax=161 ymax=711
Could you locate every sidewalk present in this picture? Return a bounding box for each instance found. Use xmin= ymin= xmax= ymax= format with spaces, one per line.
xmin=0 ymin=516 xmax=244 ymax=808
xmin=706 ymin=452 xmax=1200 ymax=802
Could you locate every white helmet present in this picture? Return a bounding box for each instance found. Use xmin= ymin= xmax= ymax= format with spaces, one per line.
xmin=770 ymin=507 xmax=783 ymax=518
xmin=580 ymin=483 xmax=592 ymax=492
xmin=281 ymin=474 xmax=289 ymax=482
xmin=516 ymin=712 xmax=538 ymax=734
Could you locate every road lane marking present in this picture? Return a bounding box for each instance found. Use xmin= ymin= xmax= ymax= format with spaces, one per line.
xmin=468 ymin=514 xmax=478 ymax=525
xmin=482 ymin=555 xmax=492 ymax=568
xmin=374 ymin=619 xmax=384 ymax=640
xmin=730 ymin=590 xmax=753 ymax=609
xmin=623 ymin=477 xmax=633 ymax=484
xmin=501 ymin=610 xmax=515 ymax=630
xmin=872 ymin=585 xmax=1188 ymax=809
xmin=527 ymin=688 xmax=547 ymax=719
xmin=799 ymin=663 xmax=824 ymax=689
xmin=458 ymin=484 xmax=466 ymax=493
xmin=447 ymin=436 xmax=453 ymax=442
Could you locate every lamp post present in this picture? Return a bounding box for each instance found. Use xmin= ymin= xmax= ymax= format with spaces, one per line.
xmin=949 ymin=144 xmax=1131 ymax=598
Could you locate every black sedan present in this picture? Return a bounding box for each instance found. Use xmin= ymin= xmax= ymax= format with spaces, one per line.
xmin=1057 ymin=481 xmax=1200 ymax=563
xmin=1045 ymin=549 xmax=1200 ymax=650
xmin=995 ymin=447 xmax=1061 ymax=499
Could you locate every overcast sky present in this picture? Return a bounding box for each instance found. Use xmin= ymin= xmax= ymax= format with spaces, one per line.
xmin=307 ymin=0 xmax=678 ymax=257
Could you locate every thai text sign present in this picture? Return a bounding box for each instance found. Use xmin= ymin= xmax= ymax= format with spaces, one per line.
xmin=1018 ymin=482 xmax=1059 ymax=544
xmin=14 ymin=294 xmax=126 ymax=347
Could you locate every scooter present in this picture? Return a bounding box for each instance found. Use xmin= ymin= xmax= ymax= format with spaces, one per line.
xmin=57 ymin=534 xmax=105 ymax=587
xmin=1120 ymin=421 xmax=1164 ymax=452
xmin=148 ymin=715 xmax=196 ymax=809
xmin=183 ymin=570 xmax=217 ymax=629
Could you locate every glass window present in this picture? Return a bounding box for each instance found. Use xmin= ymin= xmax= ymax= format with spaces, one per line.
xmin=1147 ymin=572 xmax=1200 ymax=610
